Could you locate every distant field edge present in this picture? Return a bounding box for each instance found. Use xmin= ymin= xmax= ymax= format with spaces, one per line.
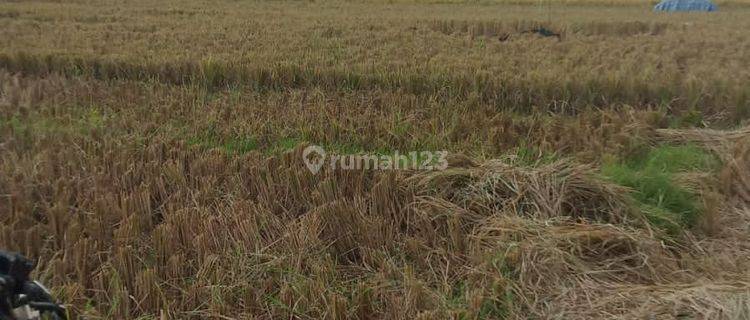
xmin=0 ymin=51 xmax=747 ymax=119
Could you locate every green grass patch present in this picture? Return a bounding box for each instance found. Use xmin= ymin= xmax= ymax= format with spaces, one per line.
xmin=445 ymin=280 xmax=511 ymax=320
xmin=1 ymin=107 xmax=106 ymax=139
xmin=187 ymin=129 xmax=258 ymax=155
xmin=265 ymin=136 xmax=304 ymax=154
xmin=513 ymin=145 xmax=559 ymax=166
xmin=602 ymin=144 xmax=719 ymax=234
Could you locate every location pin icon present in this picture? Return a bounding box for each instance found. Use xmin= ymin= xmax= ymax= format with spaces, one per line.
xmin=302 ymin=145 xmax=326 ymax=174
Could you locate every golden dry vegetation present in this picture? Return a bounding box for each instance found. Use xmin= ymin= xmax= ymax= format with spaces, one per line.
xmin=1 ymin=0 xmax=749 ymax=319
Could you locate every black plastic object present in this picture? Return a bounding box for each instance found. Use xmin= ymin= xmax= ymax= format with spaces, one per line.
xmin=0 ymin=251 xmax=67 ymax=320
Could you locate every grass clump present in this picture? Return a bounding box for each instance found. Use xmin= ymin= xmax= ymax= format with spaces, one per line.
xmin=602 ymin=145 xmax=719 ymax=234
xmin=187 ymin=129 xmax=258 ymax=155
xmin=513 ymin=145 xmax=559 ymax=166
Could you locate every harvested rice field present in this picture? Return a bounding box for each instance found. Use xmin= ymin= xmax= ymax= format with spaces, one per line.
xmin=1 ymin=0 xmax=749 ymax=319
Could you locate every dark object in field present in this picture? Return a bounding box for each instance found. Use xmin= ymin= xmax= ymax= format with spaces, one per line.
xmin=521 ymin=27 xmax=562 ymax=40
xmin=498 ymin=33 xmax=511 ymax=42
xmin=0 ymin=251 xmax=67 ymax=320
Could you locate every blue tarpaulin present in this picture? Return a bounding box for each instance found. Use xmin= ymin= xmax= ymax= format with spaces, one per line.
xmin=654 ymin=0 xmax=718 ymax=11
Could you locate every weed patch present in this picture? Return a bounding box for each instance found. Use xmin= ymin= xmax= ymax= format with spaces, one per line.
xmin=602 ymin=145 xmax=720 ymax=233
xmin=187 ymin=129 xmax=258 ymax=155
